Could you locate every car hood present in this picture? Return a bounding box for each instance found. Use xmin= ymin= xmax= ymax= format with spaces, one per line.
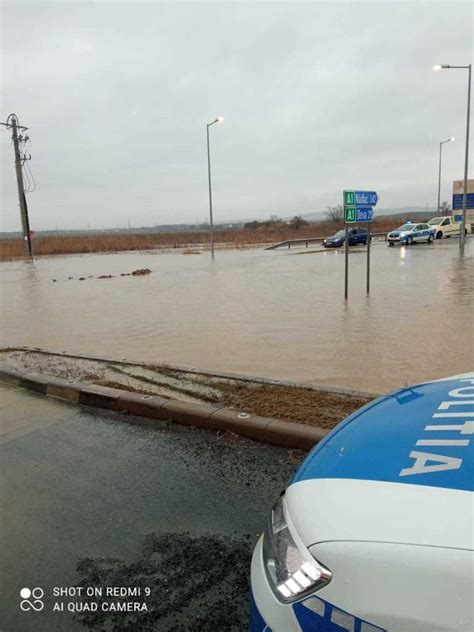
xmin=286 ymin=477 xmax=473 ymax=550
xmin=286 ymin=373 xmax=474 ymax=549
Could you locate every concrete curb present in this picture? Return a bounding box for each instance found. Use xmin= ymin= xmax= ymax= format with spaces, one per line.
xmin=47 ymin=378 xmax=81 ymax=402
xmin=0 ymin=366 xmax=328 ymax=451
xmin=0 ymin=365 xmax=30 ymax=385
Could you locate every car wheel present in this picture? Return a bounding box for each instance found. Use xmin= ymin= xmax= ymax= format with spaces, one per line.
xmin=406 ymin=236 xmax=413 ymax=245
xmin=388 ymin=242 xmax=394 ymax=247
xmin=436 ymin=231 xmax=443 ymax=239
xmin=465 ymin=229 xmax=468 ymax=236
xmin=428 ymin=234 xmax=434 ymax=244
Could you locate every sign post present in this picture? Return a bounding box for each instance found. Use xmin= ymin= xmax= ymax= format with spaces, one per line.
xmin=367 ymin=223 xmax=371 ymax=294
xmin=343 ymin=190 xmax=378 ymax=299
xmin=344 ymin=225 xmax=349 ymax=300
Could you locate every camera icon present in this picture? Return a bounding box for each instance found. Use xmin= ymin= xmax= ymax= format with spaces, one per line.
xmin=20 ymin=587 xmax=44 ymax=612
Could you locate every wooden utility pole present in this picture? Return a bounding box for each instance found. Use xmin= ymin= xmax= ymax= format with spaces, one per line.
xmin=1 ymin=114 xmax=33 ymax=257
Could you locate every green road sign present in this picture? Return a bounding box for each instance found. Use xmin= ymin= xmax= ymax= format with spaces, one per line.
xmin=344 ymin=206 xmax=356 ymax=223
xmin=343 ymin=191 xmax=355 ymax=206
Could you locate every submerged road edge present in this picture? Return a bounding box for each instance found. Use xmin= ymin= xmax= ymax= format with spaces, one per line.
xmin=0 ymin=364 xmax=328 ymax=451
xmin=0 ymin=346 xmax=380 ymax=400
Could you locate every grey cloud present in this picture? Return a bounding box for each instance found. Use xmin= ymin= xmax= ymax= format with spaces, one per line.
xmin=1 ymin=1 xmax=471 ymax=230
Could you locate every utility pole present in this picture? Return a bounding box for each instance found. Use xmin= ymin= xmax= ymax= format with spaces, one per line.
xmin=1 ymin=114 xmax=33 ymax=257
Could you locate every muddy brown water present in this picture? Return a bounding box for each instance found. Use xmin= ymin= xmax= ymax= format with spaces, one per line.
xmin=1 ymin=238 xmax=472 ymax=393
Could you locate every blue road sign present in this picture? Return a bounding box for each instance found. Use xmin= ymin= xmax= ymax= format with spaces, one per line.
xmin=354 ymin=191 xmax=378 ymax=207
xmin=344 ymin=190 xmax=377 ymax=223
xmin=452 ymin=193 xmax=474 ymax=210
xmin=355 ymin=207 xmax=373 ymax=222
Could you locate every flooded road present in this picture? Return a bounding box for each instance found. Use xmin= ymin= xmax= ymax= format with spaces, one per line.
xmin=1 ymin=238 xmax=472 ymax=393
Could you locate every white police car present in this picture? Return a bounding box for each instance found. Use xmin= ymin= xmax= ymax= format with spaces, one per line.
xmin=387 ymin=222 xmax=435 ymax=246
xmin=250 ymin=373 xmax=474 ymax=632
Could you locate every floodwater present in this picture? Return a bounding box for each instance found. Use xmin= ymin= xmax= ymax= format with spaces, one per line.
xmin=1 ymin=238 xmax=473 ymax=393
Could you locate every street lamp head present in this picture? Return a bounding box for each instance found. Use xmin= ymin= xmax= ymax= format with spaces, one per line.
xmin=207 ymin=116 xmax=224 ymax=127
xmin=450 ymin=136 xmax=455 ymax=142
xmin=433 ymin=64 xmax=450 ymax=71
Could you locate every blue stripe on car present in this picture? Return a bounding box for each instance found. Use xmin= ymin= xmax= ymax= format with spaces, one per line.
xmin=290 ymin=378 xmax=474 ymax=492
xmin=249 ymin=592 xmax=272 ymax=632
xmin=293 ymin=595 xmax=386 ymax=631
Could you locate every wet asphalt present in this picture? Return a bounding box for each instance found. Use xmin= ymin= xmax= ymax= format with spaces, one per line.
xmin=0 ymin=384 xmax=301 ymax=632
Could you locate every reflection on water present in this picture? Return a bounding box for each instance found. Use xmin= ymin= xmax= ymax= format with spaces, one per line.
xmin=1 ymin=239 xmax=473 ymax=392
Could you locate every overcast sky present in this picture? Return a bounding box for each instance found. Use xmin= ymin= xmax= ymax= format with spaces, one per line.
xmin=0 ymin=1 xmax=472 ymax=231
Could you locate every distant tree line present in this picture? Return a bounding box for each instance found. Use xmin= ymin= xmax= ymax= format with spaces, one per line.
xmin=244 ymin=216 xmax=308 ymax=230
xmin=325 ymin=204 xmax=344 ymax=223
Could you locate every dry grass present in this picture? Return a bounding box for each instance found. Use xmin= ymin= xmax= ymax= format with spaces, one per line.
xmin=0 ymin=217 xmax=405 ymax=261
xmin=217 ymin=382 xmax=369 ymax=429
xmin=92 ymin=377 xmax=370 ymax=429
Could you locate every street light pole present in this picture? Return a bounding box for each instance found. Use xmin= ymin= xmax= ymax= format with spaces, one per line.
xmin=206 ymin=116 xmax=224 ymax=258
xmin=437 ymin=137 xmax=455 ymax=214
xmin=462 ymin=65 xmax=472 ymax=254
xmin=433 ymin=64 xmax=472 ymax=254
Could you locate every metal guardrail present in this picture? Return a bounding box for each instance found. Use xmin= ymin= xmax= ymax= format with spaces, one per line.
xmin=265 ymin=233 xmax=387 ymax=250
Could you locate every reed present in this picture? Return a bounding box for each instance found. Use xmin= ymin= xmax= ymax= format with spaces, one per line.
xmin=0 ymin=217 xmax=407 ymax=261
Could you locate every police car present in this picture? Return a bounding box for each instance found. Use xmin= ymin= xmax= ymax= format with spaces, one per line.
xmin=250 ymin=373 xmax=474 ymax=632
xmin=387 ymin=222 xmax=435 ymax=245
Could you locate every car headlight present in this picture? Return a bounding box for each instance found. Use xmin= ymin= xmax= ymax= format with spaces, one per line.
xmin=262 ymin=496 xmax=332 ymax=603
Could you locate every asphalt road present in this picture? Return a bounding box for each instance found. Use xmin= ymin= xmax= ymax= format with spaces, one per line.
xmin=0 ymin=384 xmax=300 ymax=632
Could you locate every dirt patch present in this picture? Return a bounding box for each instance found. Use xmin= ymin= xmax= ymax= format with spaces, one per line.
xmin=182 ymin=248 xmax=202 ymax=255
xmin=93 ymin=379 xmax=157 ymax=396
xmin=132 ymin=268 xmax=152 ymax=276
xmin=217 ymin=382 xmax=369 ymax=429
xmin=92 ymin=378 xmax=368 ymax=431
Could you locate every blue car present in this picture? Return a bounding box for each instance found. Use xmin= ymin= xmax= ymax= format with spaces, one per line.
xmin=323 ymin=227 xmax=368 ymax=248
xmin=250 ymin=373 xmax=474 ymax=632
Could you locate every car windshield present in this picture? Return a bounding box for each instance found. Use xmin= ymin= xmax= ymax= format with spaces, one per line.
xmin=428 ymin=218 xmax=444 ymax=225
xmin=398 ymin=224 xmax=414 ymax=232
xmin=331 ymin=230 xmax=345 ymax=238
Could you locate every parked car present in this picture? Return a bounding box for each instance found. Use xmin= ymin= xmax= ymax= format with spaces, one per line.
xmin=387 ymin=222 xmax=435 ymax=246
xmin=249 ymin=373 xmax=474 ymax=632
xmin=427 ymin=215 xmax=471 ymax=239
xmin=322 ymin=227 xmax=368 ymax=248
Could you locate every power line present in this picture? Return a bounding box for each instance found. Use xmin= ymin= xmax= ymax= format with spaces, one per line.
xmin=20 ymin=136 xmax=36 ymax=193
xmin=22 ymin=159 xmax=31 ymax=192
xmin=25 ymin=159 xmax=36 ymax=192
